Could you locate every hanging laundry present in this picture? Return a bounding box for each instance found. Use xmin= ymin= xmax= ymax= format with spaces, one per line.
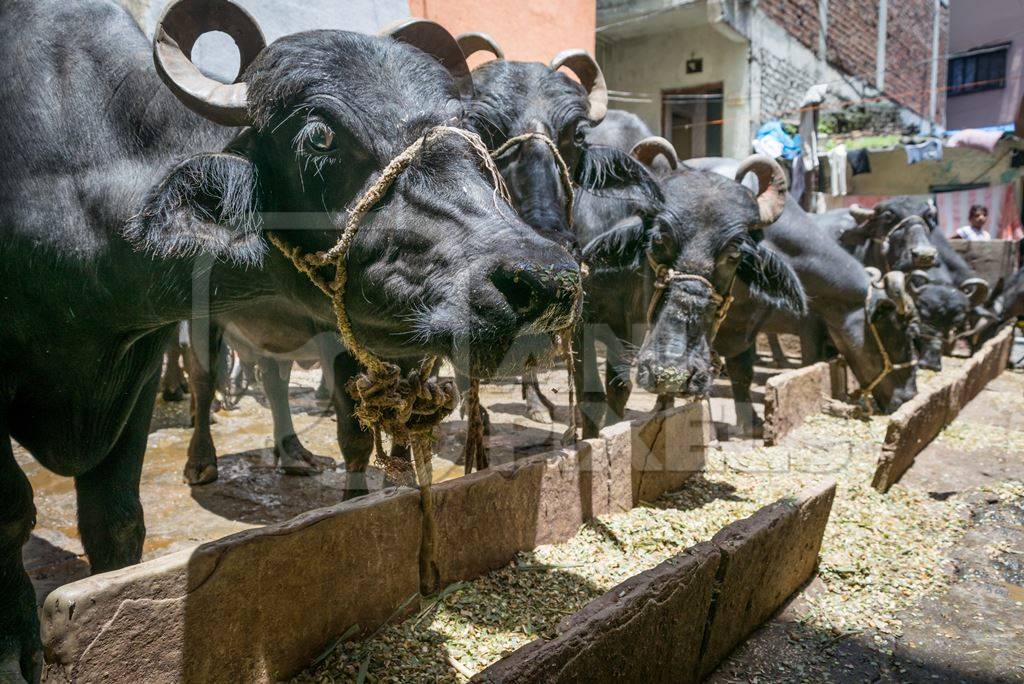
xmin=798 ymin=84 xmax=828 ymax=172
xmin=946 ymin=128 xmax=1005 ymax=153
xmin=753 ymin=136 xmax=784 ymax=159
xmin=905 ymin=139 xmax=943 ymax=164
xmin=848 ymin=148 xmax=871 ymax=175
xmin=827 ymin=144 xmax=848 ymax=196
xmin=754 ymin=121 xmax=800 ymax=159
xmin=790 ymin=154 xmax=806 ymax=204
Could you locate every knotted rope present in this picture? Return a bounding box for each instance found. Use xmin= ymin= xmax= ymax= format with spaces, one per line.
xmin=644 ymin=252 xmax=736 ymax=342
xmin=458 ymin=130 xmax=583 ymax=472
xmin=490 ymin=131 xmax=576 ymax=227
xmin=850 ymin=285 xmax=918 ymax=409
xmin=269 ymin=125 xmax=513 ymax=594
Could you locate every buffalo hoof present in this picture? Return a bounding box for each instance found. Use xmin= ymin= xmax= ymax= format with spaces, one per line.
xmin=183 ymin=461 xmax=218 ymax=486
xmin=526 ymin=406 xmax=553 ymax=423
xmin=161 ymin=387 xmax=184 ymax=402
xmin=274 ymin=436 xmax=323 ymax=476
xmin=314 ymin=382 xmax=331 ymax=401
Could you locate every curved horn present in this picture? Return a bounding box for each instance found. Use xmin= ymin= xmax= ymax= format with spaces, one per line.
xmin=153 ymin=0 xmax=266 ymax=127
xmin=735 ymin=154 xmax=787 ymax=227
xmin=549 ymin=49 xmax=608 ymax=123
xmin=883 ymin=270 xmax=914 ymax=317
xmin=456 ymin=32 xmax=504 ymax=61
xmin=959 ymin=277 xmax=990 ymax=306
xmin=384 ymin=19 xmax=473 ymax=100
xmin=849 ymin=205 xmax=875 ymax=223
xmin=865 ymin=266 xmax=883 ymax=286
xmin=630 ymin=136 xmax=678 ymax=170
xmin=908 ymin=269 xmax=931 ymax=297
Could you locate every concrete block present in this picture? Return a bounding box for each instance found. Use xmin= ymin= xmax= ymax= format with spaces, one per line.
xmin=432 ymin=439 xmax=629 ymax=587
xmin=42 ymin=487 xmax=423 ymax=683
xmin=600 ymin=402 xmax=709 ymax=506
xmin=474 ymin=481 xmax=836 ymax=684
xmin=872 ymin=324 xmax=1014 ymax=493
xmin=872 ymin=383 xmax=952 ymax=493
xmin=763 ymin=362 xmax=831 ymax=446
xmin=472 ymin=544 xmax=721 ymax=684
xmin=697 ymin=480 xmax=837 ymax=678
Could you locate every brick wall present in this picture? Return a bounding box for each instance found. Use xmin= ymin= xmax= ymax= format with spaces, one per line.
xmin=758 ymin=0 xmax=947 ymax=121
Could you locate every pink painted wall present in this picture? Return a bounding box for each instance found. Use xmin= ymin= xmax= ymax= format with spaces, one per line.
xmin=408 ymin=0 xmax=595 ymax=66
xmin=946 ymin=0 xmax=1024 ymax=129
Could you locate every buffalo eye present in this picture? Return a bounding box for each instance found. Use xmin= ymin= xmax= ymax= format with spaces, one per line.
xmin=304 ymin=122 xmax=336 ymax=153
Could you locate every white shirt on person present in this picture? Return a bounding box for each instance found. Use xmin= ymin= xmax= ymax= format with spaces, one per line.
xmin=955 ymin=224 xmax=991 ymax=241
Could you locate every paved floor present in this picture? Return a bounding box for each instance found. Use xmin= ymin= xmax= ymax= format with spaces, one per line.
xmin=20 ymin=344 xmax=786 ymax=606
xmin=712 ymin=366 xmax=1024 ymax=683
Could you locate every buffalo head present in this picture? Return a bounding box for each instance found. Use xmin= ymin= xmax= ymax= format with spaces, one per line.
xmin=861 ymin=268 xmax=920 ymax=412
xmin=126 ymin=3 xmax=580 ymax=377
xmin=460 ymin=37 xmax=657 ymax=258
xmin=845 ymin=199 xmax=937 ymax=271
xmin=585 ymin=149 xmax=804 ymax=397
xmin=906 ymin=270 xmax=970 ymax=371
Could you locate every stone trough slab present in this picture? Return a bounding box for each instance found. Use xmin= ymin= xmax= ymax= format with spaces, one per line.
xmin=40 ymin=401 xmax=717 ymax=682
xmin=762 ymin=362 xmax=833 ymax=446
xmin=600 ymin=402 xmax=709 ymax=505
xmin=42 ymin=486 xmax=423 ymax=683
xmin=872 ymin=325 xmax=1015 ymax=493
xmin=473 ymin=480 xmax=836 ymax=684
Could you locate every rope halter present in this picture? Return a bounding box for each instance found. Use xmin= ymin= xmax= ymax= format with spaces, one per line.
xmin=644 ymin=252 xmax=736 ymax=343
xmin=850 ymin=281 xmax=918 ymax=406
xmin=489 ymin=131 xmax=576 ymax=229
xmin=268 ymin=125 xmax=513 ymax=454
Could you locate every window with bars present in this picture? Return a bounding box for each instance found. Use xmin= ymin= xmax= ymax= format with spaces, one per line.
xmin=947 ymin=44 xmax=1009 ymax=96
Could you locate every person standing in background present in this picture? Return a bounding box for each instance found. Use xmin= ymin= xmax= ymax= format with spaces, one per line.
xmin=954 ymin=204 xmax=992 ymax=241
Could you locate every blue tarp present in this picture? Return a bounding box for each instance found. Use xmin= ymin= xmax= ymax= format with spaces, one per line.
xmin=755 ymin=121 xmax=801 ymax=159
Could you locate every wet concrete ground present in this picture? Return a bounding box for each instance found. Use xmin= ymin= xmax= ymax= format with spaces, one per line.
xmin=711 ymin=366 xmax=1024 ymax=683
xmin=19 ymin=347 xmax=786 ymax=606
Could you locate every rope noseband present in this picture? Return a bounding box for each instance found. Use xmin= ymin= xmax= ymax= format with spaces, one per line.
xmin=490 ymin=131 xmax=576 ymax=228
xmin=644 ymin=252 xmax=736 ymax=343
xmin=850 ymin=284 xmax=918 ymax=406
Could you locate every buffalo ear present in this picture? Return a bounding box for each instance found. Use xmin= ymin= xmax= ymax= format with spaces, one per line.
xmin=581 ymin=216 xmax=648 ymax=271
xmin=736 ymin=242 xmax=807 ymax=315
xmin=575 ymin=145 xmax=663 ymax=206
xmin=125 ymin=145 xmax=264 ymax=267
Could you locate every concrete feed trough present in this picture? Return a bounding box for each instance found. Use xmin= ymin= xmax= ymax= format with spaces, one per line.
xmin=41 ymin=402 xmax=713 ymax=682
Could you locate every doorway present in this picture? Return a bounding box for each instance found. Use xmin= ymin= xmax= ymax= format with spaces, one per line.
xmin=661 ymin=84 xmax=723 ymax=160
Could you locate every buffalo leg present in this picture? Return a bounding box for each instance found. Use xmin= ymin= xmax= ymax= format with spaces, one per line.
xmin=0 ymin=417 xmax=42 ymax=684
xmin=184 ymin=318 xmax=223 ymax=485
xmin=766 ymin=333 xmax=793 ymax=368
xmin=331 ymin=351 xmax=375 ymax=499
xmin=603 ymin=353 xmax=632 ymax=425
xmin=74 ymin=376 xmax=153 ymax=577
xmin=260 ymin=358 xmax=321 ymax=476
xmin=576 ymin=327 xmax=606 ymax=439
xmin=521 ymin=370 xmax=556 ymax=423
xmin=159 ymin=336 xmax=188 ymax=402
xmin=725 ymin=346 xmax=762 ymax=435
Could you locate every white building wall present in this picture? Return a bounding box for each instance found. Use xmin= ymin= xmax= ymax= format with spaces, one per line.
xmin=596 ymin=24 xmax=751 ymax=160
xmin=118 ymin=0 xmax=409 ymax=82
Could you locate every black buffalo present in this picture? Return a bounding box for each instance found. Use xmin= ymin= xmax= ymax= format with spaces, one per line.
xmin=837 ymin=197 xmax=986 ymax=369
xmin=574 ymin=133 xmax=805 ymax=437
xmin=0 ymin=1 xmax=579 ymax=677
xmin=457 ymin=38 xmax=660 ymax=424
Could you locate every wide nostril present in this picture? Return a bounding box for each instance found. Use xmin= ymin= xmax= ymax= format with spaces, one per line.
xmin=491 ymin=266 xmax=539 ymax=318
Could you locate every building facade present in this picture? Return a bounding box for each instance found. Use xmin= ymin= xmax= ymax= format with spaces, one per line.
xmin=596 ymin=0 xmax=949 ymax=160
xmin=120 ymin=0 xmax=594 ymax=79
xmin=945 ymin=0 xmax=1024 ymax=131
